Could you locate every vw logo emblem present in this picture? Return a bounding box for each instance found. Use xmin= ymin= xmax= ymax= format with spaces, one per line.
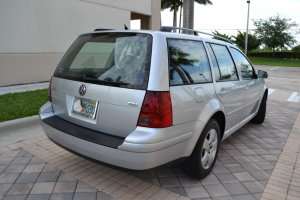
xmin=79 ymin=84 xmax=86 ymax=96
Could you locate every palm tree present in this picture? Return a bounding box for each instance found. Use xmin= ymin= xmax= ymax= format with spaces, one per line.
xmin=162 ymin=0 xmax=212 ymax=29
xmin=161 ymin=0 xmax=182 ymax=27
xmin=179 ymin=0 xmax=183 ymax=29
xmin=232 ymin=30 xmax=261 ymax=53
xmin=182 ymin=0 xmax=189 ymax=30
xmin=183 ymin=0 xmax=212 ymax=29
xmin=211 ymin=30 xmax=233 ymax=42
xmin=188 ymin=0 xmax=194 ymax=29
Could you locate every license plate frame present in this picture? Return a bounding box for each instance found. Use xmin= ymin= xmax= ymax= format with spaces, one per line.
xmin=72 ymin=97 xmax=99 ymax=120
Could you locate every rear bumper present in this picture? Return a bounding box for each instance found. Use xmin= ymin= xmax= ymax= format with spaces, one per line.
xmin=41 ymin=121 xmax=190 ymax=169
xmin=39 ymin=102 xmax=201 ymax=170
xmin=43 ymin=116 xmax=125 ymax=148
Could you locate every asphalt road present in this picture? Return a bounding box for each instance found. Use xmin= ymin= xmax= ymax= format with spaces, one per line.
xmin=254 ymin=65 xmax=300 ymax=93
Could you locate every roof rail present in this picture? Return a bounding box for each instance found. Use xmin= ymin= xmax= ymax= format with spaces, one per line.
xmin=160 ymin=26 xmax=233 ymax=44
xmin=94 ymin=29 xmax=113 ymax=31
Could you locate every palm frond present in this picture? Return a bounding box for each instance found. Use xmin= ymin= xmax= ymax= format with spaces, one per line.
xmin=195 ymin=0 xmax=213 ymax=5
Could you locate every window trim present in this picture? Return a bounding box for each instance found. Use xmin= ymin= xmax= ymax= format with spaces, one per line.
xmin=166 ymin=38 xmax=213 ymax=86
xmin=205 ymin=43 xmax=222 ymax=82
xmin=207 ymin=43 xmax=240 ymax=82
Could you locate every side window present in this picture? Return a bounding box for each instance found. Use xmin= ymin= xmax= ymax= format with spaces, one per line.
xmin=209 ymin=44 xmax=238 ymax=81
xmin=168 ymin=39 xmax=212 ymax=85
xmin=231 ymin=48 xmax=255 ymax=79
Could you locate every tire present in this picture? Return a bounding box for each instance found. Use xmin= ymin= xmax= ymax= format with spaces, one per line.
xmin=252 ymin=94 xmax=267 ymax=124
xmin=182 ymin=119 xmax=220 ymax=179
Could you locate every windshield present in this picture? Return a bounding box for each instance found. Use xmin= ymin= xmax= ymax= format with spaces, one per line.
xmin=54 ymin=32 xmax=152 ymax=90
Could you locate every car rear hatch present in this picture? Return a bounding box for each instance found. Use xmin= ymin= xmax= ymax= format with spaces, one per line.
xmin=48 ymin=32 xmax=153 ymax=139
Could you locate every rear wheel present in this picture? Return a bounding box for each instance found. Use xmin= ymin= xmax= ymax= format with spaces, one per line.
xmin=182 ymin=119 xmax=220 ymax=179
xmin=252 ymin=94 xmax=267 ymax=124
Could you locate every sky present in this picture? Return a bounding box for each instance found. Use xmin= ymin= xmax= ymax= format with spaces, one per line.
xmin=159 ymin=0 xmax=300 ymax=43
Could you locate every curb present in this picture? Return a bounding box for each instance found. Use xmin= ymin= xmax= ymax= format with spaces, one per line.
xmin=261 ymin=111 xmax=300 ymax=199
xmin=0 ymin=82 xmax=49 ymax=95
xmin=0 ymin=115 xmax=44 ymax=147
xmin=0 ymin=115 xmax=40 ymax=132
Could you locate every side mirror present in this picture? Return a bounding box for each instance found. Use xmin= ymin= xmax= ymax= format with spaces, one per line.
xmin=258 ymin=70 xmax=268 ymax=78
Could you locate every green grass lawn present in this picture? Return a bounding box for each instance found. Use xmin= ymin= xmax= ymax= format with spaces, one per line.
xmin=249 ymin=57 xmax=300 ymax=67
xmin=0 ymin=89 xmax=48 ymax=122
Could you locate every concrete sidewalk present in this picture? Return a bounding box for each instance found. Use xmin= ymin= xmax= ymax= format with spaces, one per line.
xmin=0 ymin=116 xmax=44 ymax=147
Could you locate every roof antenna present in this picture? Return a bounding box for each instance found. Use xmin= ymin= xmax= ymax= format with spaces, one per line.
xmin=124 ymin=24 xmax=129 ymax=30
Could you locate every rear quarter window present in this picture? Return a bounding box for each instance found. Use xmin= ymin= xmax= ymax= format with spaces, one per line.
xmin=168 ymin=39 xmax=212 ymax=85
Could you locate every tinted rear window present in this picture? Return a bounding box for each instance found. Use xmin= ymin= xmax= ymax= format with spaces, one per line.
xmin=54 ymin=32 xmax=152 ymax=90
xmin=168 ymin=39 xmax=212 ymax=85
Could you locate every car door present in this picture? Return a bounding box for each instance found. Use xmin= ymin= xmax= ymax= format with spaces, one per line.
xmin=207 ymin=43 xmax=245 ymax=133
xmin=230 ymin=48 xmax=263 ymax=122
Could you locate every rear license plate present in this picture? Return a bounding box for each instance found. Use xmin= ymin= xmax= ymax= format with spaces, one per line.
xmin=72 ymin=97 xmax=99 ymax=120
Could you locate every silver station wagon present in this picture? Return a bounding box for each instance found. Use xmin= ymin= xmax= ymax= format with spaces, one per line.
xmin=40 ymin=27 xmax=268 ymax=179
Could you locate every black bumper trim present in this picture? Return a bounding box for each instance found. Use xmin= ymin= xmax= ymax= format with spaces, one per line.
xmin=43 ymin=116 xmax=125 ymax=148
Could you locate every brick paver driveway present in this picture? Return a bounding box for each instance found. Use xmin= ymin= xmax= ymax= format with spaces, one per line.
xmin=0 ymin=99 xmax=299 ymax=200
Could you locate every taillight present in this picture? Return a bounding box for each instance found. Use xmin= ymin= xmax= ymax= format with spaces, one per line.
xmin=48 ymin=77 xmax=52 ymax=102
xmin=138 ymin=91 xmax=172 ymax=128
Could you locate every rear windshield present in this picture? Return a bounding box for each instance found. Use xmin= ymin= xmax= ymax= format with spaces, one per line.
xmin=54 ymin=32 xmax=152 ymax=90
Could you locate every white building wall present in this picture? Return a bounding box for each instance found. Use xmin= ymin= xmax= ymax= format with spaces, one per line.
xmin=0 ymin=0 xmax=133 ymax=53
xmin=85 ymin=0 xmax=152 ymax=16
xmin=0 ymin=0 xmax=154 ymax=86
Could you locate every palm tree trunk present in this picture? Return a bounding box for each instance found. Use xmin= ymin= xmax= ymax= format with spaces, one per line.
xmin=173 ymin=5 xmax=177 ymax=27
xmin=188 ymin=0 xmax=194 ymax=29
xmin=183 ymin=0 xmax=189 ymax=29
xmin=179 ymin=0 xmax=183 ymax=28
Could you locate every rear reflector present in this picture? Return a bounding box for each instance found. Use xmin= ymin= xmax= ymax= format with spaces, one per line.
xmin=138 ymin=91 xmax=172 ymax=128
xmin=48 ymin=77 xmax=52 ymax=102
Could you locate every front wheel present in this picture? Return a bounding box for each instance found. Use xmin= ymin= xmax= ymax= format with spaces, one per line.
xmin=182 ymin=119 xmax=220 ymax=179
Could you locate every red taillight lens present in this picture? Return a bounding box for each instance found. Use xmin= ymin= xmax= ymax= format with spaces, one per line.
xmin=48 ymin=77 xmax=52 ymax=102
xmin=138 ymin=91 xmax=172 ymax=128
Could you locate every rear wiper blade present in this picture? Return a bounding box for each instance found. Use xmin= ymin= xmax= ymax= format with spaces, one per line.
xmin=81 ymin=75 xmax=130 ymax=86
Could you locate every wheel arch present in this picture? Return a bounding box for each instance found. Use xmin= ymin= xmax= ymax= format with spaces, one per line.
xmin=197 ymin=98 xmax=226 ymax=141
xmin=210 ymin=111 xmax=226 ymax=141
xmin=264 ymin=88 xmax=268 ymax=100
xmin=182 ymin=98 xmax=226 ymax=158
xmin=182 ymin=111 xmax=225 ymax=179
xmin=263 ymin=83 xmax=268 ymax=100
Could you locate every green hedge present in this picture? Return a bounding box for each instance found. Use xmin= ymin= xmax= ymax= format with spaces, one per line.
xmin=249 ymin=52 xmax=300 ymax=59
